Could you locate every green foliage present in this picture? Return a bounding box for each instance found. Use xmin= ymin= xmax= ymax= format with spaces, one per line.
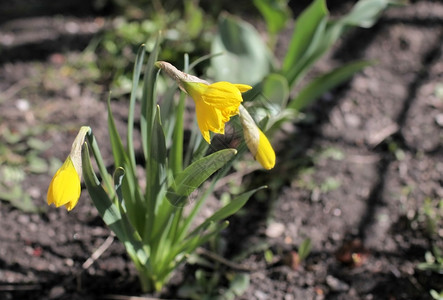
xmin=421 ymin=198 xmax=443 ymax=237
xmin=417 ymin=245 xmax=443 ymax=274
xmin=210 ymin=14 xmax=274 ymax=86
xmin=93 ymin=0 xmax=211 ymax=95
xmin=212 ymin=0 xmax=402 ymax=132
xmin=253 ymin=0 xmax=291 ymax=46
xmin=430 ymin=289 xmax=443 ymax=300
xmin=415 ymin=197 xmax=443 ymax=297
xmin=178 ymin=269 xmax=250 ymax=300
xmin=0 ymin=126 xmax=48 ymax=213
xmin=298 ymin=238 xmax=312 ymax=261
xmin=290 ymin=60 xmax=373 ymax=111
xmin=80 ymin=41 xmax=262 ymax=292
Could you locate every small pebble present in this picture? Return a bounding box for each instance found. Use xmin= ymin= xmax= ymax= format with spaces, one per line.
xmin=49 ymin=286 xmax=65 ymax=299
xmin=435 ymin=114 xmax=443 ymax=127
xmin=266 ymin=222 xmax=285 ymax=238
xmin=326 ymin=275 xmax=350 ymax=292
xmin=254 ymin=290 xmax=268 ymax=300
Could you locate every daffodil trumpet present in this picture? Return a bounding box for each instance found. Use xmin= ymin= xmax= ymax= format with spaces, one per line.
xmin=155 ymin=61 xmax=252 ymax=143
xmin=239 ymin=105 xmax=276 ymax=170
xmin=47 ymin=126 xmax=91 ymax=211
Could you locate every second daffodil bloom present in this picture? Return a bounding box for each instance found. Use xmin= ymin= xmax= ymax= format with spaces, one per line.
xmin=239 ymin=105 xmax=276 ymax=170
xmin=47 ymin=126 xmax=90 ymax=211
xmin=155 ymin=61 xmax=252 ymax=143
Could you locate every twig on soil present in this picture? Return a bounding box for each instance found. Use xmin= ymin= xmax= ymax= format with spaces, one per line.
xmin=0 ymin=79 xmax=29 ymax=102
xmin=346 ymin=154 xmax=380 ymax=164
xmin=0 ymin=283 xmax=41 ymax=291
xmin=81 ymin=235 xmax=115 ymax=270
xmin=366 ymin=123 xmax=399 ymax=147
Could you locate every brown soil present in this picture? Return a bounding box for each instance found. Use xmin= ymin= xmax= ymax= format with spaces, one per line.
xmin=1 ymin=1 xmax=442 ymax=299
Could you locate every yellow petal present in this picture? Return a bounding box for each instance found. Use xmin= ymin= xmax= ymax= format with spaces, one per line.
xmin=255 ymin=130 xmax=276 ymax=170
xmin=47 ymin=157 xmax=81 ymax=211
xmin=202 ymin=82 xmax=244 ymax=108
xmin=233 ymin=84 xmax=253 ymax=93
xmin=239 ymin=105 xmax=275 ymax=170
xmin=195 ymin=101 xmax=227 ymax=143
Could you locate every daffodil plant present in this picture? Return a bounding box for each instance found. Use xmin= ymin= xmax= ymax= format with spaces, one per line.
xmin=47 ymin=41 xmax=274 ymax=292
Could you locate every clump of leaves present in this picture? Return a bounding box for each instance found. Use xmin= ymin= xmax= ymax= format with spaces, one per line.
xmin=93 ymin=0 xmax=212 ymax=94
xmin=0 ymin=125 xmax=48 ymax=212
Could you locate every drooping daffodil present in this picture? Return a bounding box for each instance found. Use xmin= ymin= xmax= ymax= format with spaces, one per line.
xmin=155 ymin=61 xmax=251 ymax=143
xmin=47 ymin=126 xmax=90 ymax=211
xmin=238 ymin=105 xmax=276 ymax=170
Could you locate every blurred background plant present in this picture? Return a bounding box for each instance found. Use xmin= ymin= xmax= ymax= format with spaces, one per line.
xmin=0 ymin=125 xmax=48 ymax=213
xmin=89 ymin=0 xmax=211 ymax=95
xmin=417 ymin=198 xmax=443 ymax=273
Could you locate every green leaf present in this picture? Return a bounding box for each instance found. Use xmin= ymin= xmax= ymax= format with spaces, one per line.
xmin=107 ymin=94 xmax=145 ymax=231
xmin=290 ymin=60 xmax=373 ymax=110
xmin=253 ymin=0 xmax=291 ymax=35
xmin=211 ymin=14 xmax=273 ymax=85
xmin=150 ymin=106 xmax=167 ymax=171
xmin=176 ymin=221 xmax=230 ymax=260
xmin=145 ymin=106 xmax=167 ymax=200
xmin=167 ymin=149 xmax=237 ymax=207
xmin=0 ymin=184 xmax=40 ymax=213
xmin=113 ymin=167 xmax=125 ymax=204
xmin=229 ymin=273 xmax=250 ymax=296
xmin=81 ymin=143 xmax=150 ymax=269
xmin=339 ymin=0 xmax=403 ymax=28
xmin=27 ymin=154 xmax=48 ymax=173
xmin=107 ymin=94 xmax=126 ymax=168
xmin=144 ymin=106 xmax=168 ymax=241
xmin=286 ymin=16 xmax=329 ymax=88
xmin=190 ymin=187 xmax=265 ymax=236
xmin=169 ymin=94 xmax=185 ymax=176
xmin=127 ymin=44 xmax=146 ymax=170
xmin=282 ymin=0 xmax=328 ymax=82
xmin=141 ymin=35 xmax=161 ymax=160
xmin=298 ymin=238 xmax=312 ymax=261
xmin=255 ymin=73 xmax=290 ymax=116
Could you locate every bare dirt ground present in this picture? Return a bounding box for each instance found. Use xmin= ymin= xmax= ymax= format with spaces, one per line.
xmin=0 ymin=1 xmax=442 ymax=299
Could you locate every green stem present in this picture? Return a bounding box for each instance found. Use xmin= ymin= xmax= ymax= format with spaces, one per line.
xmin=170 ymin=93 xmax=185 ymax=175
xmin=86 ymin=131 xmax=113 ymax=194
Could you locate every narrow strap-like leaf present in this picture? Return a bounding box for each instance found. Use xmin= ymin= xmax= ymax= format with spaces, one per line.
xmin=282 ymin=0 xmax=328 ymax=83
xmin=189 ymin=186 xmax=265 ymax=237
xmin=167 ymin=149 xmax=237 ymax=207
xmin=290 ymin=60 xmax=373 ymax=110
xmin=141 ymin=35 xmax=161 ymax=161
xmin=127 ymin=44 xmax=146 ymax=170
xmin=169 ymin=93 xmax=185 ymax=176
xmin=81 ymin=142 xmax=150 ymax=271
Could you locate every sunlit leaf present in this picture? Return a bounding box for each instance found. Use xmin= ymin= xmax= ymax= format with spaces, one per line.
xmin=211 ymin=14 xmax=273 ymax=85
xmin=290 ymin=60 xmax=373 ymax=110
xmin=167 ymin=149 xmax=237 ymax=207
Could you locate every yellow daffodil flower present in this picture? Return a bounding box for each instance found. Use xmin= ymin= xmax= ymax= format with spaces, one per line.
xmin=155 ymin=61 xmax=252 ymax=143
xmin=47 ymin=126 xmax=90 ymax=211
xmin=239 ymin=105 xmax=276 ymax=170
